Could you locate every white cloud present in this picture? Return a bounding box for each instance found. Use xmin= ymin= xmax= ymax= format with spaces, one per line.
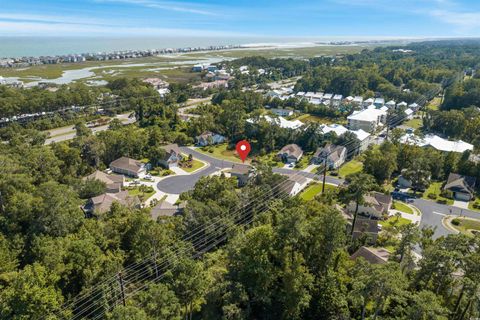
xmin=94 ymin=0 xmax=219 ymax=16
xmin=429 ymin=10 xmax=480 ymax=30
xmin=0 ymin=13 xmax=108 ymax=26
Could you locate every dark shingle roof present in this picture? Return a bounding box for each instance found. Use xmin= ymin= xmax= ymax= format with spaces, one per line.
xmin=350 ymin=246 xmax=390 ymax=264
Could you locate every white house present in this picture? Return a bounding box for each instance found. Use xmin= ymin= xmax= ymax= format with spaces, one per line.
xmin=385 ymin=100 xmax=396 ymax=109
xmin=280 ymin=174 xmax=308 ymax=196
xmin=323 ymin=93 xmax=333 ymax=101
xmin=347 ymin=107 xmax=387 ymax=133
xmin=400 ymin=133 xmax=474 ymax=153
xmin=408 ymin=103 xmax=420 ymax=111
xmin=352 ymin=96 xmax=364 ymax=107
xmin=247 ymin=115 xmax=303 ymax=130
xmin=196 ymin=131 xmax=226 ymax=146
xmin=374 ymin=98 xmax=385 ymax=108
xmin=319 ymin=124 xmax=371 ymax=152
xmin=404 ymin=108 xmax=414 ymax=119
xmin=311 ymin=144 xmax=347 ymax=169
xmin=363 ymin=98 xmax=374 ymax=108
xmin=271 ymin=108 xmax=294 ymax=117
xmin=397 ymin=101 xmax=408 ymax=109
xmin=332 ymin=94 xmax=343 ymax=107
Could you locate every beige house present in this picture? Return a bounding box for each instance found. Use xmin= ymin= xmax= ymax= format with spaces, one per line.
xmin=277 ymin=144 xmax=303 ymax=164
xmin=83 ymin=170 xmax=124 ymax=193
xmin=110 ymin=157 xmax=145 ymax=177
xmin=347 ymin=192 xmax=392 ymax=219
xmin=83 ymin=191 xmax=140 ymax=217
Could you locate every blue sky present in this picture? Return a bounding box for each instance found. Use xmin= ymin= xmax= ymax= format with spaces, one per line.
xmin=1 ymin=0 xmax=480 ymax=38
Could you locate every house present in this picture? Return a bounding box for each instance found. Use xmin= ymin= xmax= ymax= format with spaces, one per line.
xmin=277 ymin=144 xmax=303 ymax=164
xmin=150 ymin=201 xmax=185 ymax=220
xmin=110 ymin=157 xmax=146 ymax=177
xmin=352 ymin=218 xmax=379 ymax=244
xmin=408 ymin=103 xmax=420 ymax=111
xmin=347 ymin=192 xmax=393 ymax=219
xmin=400 ymin=134 xmax=474 ymax=153
xmin=347 ymin=107 xmax=387 ymax=133
xmin=159 ymin=144 xmax=183 ymax=169
xmin=344 ymin=96 xmax=354 ymax=104
xmin=246 ymin=115 xmax=303 ymax=130
xmin=352 ymin=96 xmax=364 ymax=107
xmin=332 ymin=94 xmax=343 ymax=107
xmin=231 ymin=164 xmax=255 ymax=187
xmin=322 ymin=93 xmax=333 ymax=102
xmin=192 ymin=64 xmax=204 ymax=72
xmin=363 ymin=97 xmax=374 ymax=108
xmin=444 ymin=173 xmax=477 ymax=201
xmin=83 ymin=191 xmax=140 ymax=216
xmin=385 ymin=100 xmax=396 ymax=109
xmin=83 ymin=170 xmax=124 ymax=193
xmin=404 ymin=108 xmax=414 ymax=119
xmin=319 ymin=124 xmax=372 ymax=152
xmin=296 ymin=92 xmax=306 ymax=98
xmin=350 ymin=246 xmax=390 ymax=264
xmin=304 ymin=92 xmax=315 ymax=101
xmin=374 ymin=98 xmax=385 ymax=108
xmin=196 ymin=131 xmax=226 ymax=146
xmin=396 ymin=101 xmax=408 ymax=109
xmin=271 ymin=108 xmax=294 ymax=117
xmin=311 ymin=144 xmax=347 ymax=169
xmin=279 ymin=174 xmax=308 ymax=196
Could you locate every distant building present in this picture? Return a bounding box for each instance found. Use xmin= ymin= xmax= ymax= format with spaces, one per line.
xmin=271 ymin=108 xmax=294 ymax=117
xmin=83 ymin=170 xmax=125 ymax=193
xmin=396 ymin=101 xmax=408 ymax=109
xmin=277 ymin=144 xmax=303 ymax=164
xmin=192 ymin=64 xmax=204 ymax=72
xmin=230 ymin=164 xmax=255 ymax=187
xmin=332 ymin=94 xmax=343 ymax=107
xmin=110 ymin=157 xmax=146 ymax=178
xmin=374 ymin=97 xmax=385 ymax=108
xmin=352 ymin=96 xmax=363 ymax=107
xmin=363 ymin=97 xmax=374 ymax=108
xmin=385 ymin=100 xmax=396 ymax=109
xmin=195 ymin=131 xmax=226 ymax=146
xmin=319 ymin=124 xmax=371 ymax=152
xmin=311 ymin=144 xmax=347 ymax=169
xmin=408 ymin=103 xmax=420 ymax=111
xmin=246 ymin=115 xmax=303 ymax=130
xmin=400 ymin=134 xmax=473 ymax=153
xmin=444 ymin=173 xmax=476 ymax=201
xmin=347 ymin=107 xmax=387 ymax=133
xmin=350 ymin=246 xmax=390 ymax=264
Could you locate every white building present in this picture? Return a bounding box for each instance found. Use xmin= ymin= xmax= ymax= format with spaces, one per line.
xmin=271 ymin=108 xmax=294 ymax=117
xmin=320 ymin=124 xmax=371 ymax=151
xmin=385 ymin=100 xmax=396 ymax=109
xmin=352 ymin=96 xmax=364 ymax=107
xmin=397 ymin=101 xmax=408 ymax=109
xmin=332 ymin=94 xmax=343 ymax=107
xmin=374 ymin=98 xmax=385 ymax=108
xmin=400 ymin=134 xmax=474 ymax=153
xmin=363 ymin=98 xmax=374 ymax=108
xmin=323 ymin=93 xmax=333 ymax=101
xmin=247 ymin=115 xmax=303 ymax=130
xmin=347 ymin=106 xmax=387 ymax=133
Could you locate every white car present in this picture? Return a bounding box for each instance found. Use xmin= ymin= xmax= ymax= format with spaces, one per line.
xmin=144 ymin=175 xmax=153 ymax=181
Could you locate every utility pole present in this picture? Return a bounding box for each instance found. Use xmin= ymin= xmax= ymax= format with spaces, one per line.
xmin=117 ymin=272 xmax=126 ymax=307
xmin=322 ymin=158 xmax=327 ymax=193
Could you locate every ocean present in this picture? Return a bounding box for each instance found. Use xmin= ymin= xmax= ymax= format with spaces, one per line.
xmin=0 ymin=36 xmax=404 ymax=58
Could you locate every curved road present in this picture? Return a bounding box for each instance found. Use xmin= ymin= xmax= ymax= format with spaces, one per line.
xmin=156 ymin=147 xmax=343 ymax=194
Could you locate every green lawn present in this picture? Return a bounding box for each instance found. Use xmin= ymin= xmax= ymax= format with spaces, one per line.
xmin=451 ymin=217 xmax=480 ymax=236
xmin=393 ymin=201 xmax=414 ymax=215
xmin=128 ymin=187 xmax=155 ymax=202
xmin=469 ymin=199 xmax=480 ymax=212
xmin=181 ymin=159 xmax=205 ymax=173
xmin=403 ymin=117 xmax=423 ymax=129
xmin=422 ymin=182 xmax=454 ymax=205
xmin=379 ymin=216 xmax=411 ymax=228
xmin=300 ymin=183 xmax=336 ymax=201
xmin=426 ymin=97 xmax=441 ymax=111
xmin=338 ymin=160 xmax=363 ymax=178
xmin=197 ymin=144 xmax=244 ymax=163
xmin=293 ymin=154 xmax=312 ymax=170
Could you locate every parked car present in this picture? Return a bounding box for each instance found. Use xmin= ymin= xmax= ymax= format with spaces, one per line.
xmin=144 ymin=174 xmax=153 ymax=181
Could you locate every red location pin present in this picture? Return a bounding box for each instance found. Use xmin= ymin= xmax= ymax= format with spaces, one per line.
xmin=236 ymin=140 xmax=251 ymax=163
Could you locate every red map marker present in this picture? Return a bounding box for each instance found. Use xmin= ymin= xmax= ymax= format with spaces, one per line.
xmin=236 ymin=140 xmax=251 ymax=163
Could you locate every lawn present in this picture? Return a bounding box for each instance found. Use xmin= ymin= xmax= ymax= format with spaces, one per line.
xmin=128 ymin=186 xmax=156 ymax=202
xmin=422 ymin=182 xmax=454 ymax=205
xmin=181 ymin=159 xmax=205 ymax=173
xmin=426 ymin=97 xmax=442 ymax=111
xmin=379 ymin=215 xmax=411 ymax=228
xmin=450 ymin=217 xmax=480 ymax=236
xmin=197 ymin=144 xmax=244 ymax=163
xmin=300 ymin=183 xmax=336 ymax=201
xmin=293 ymin=154 xmax=312 ymax=170
xmin=392 ymin=201 xmax=414 ymax=215
xmin=338 ymin=160 xmax=363 ymax=178
xmin=469 ymin=199 xmax=480 ymax=212
xmin=403 ymin=117 xmax=423 ymax=129
xmin=296 ymin=114 xmax=334 ymax=124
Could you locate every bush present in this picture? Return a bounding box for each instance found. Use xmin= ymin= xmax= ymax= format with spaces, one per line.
xmin=473 ymin=203 xmax=480 ymax=209
xmin=162 ymin=170 xmax=173 ymax=176
xmin=451 ymin=218 xmax=461 ymax=226
xmin=437 ymin=199 xmax=448 ymax=204
xmin=330 ymin=171 xmax=339 ymax=176
xmin=427 ymin=193 xmax=437 ymax=200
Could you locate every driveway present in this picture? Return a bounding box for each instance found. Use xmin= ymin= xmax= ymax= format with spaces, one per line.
xmin=156 ymin=147 xmax=343 ymax=194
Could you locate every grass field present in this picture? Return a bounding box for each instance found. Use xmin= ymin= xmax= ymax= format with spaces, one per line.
xmin=403 ymin=117 xmax=423 ymax=129
xmin=393 ymin=201 xmax=414 ymax=215
xmin=197 ymin=144 xmax=244 ymax=163
xmin=338 ymin=160 xmax=363 ymax=178
xmin=128 ymin=187 xmax=155 ymax=202
xmin=300 ymin=183 xmax=336 ymax=201
xmin=451 ymin=217 xmax=480 ymax=236
xmin=181 ymin=159 xmax=205 ymax=173
xmin=426 ymin=97 xmax=442 ymax=111
xmin=422 ymin=182 xmax=454 ymax=205
xmin=379 ymin=215 xmax=411 ymax=228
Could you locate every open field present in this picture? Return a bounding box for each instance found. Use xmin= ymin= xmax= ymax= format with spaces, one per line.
xmin=338 ymin=159 xmax=363 ymax=178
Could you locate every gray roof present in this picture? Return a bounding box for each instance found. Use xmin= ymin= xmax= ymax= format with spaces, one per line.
xmin=313 ymin=144 xmax=346 ymax=162
xmin=231 ymin=164 xmax=253 ymax=175
xmin=151 ymin=201 xmax=181 ymax=220
xmin=278 ymin=144 xmax=303 ymax=159
xmin=86 ymin=191 xmax=139 ymax=214
xmin=444 ymin=173 xmax=476 ymax=195
xmin=84 ymin=170 xmax=124 ymax=184
xmin=160 ymin=144 xmax=182 ymax=156
xmin=350 ymin=246 xmax=390 ymax=264
xmin=110 ymin=157 xmax=143 ymax=174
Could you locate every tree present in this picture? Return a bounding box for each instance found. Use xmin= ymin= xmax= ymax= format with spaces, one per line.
xmin=75 ymin=121 xmax=92 ymax=137
xmin=405 ymin=291 xmax=448 ymax=320
xmin=339 ymin=173 xmax=376 ymax=235
xmin=78 ymin=178 xmax=106 ymax=199
xmin=363 ymin=142 xmax=398 ymax=183
xmin=134 ymin=284 xmax=181 ymax=320
xmin=108 ymin=306 xmax=148 ymax=320
xmin=403 ymin=156 xmax=431 ymax=193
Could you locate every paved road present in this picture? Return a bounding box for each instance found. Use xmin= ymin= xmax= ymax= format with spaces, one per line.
xmin=156 ymin=147 xmax=343 ymax=194
xmin=44 ymin=112 xmax=135 ymax=145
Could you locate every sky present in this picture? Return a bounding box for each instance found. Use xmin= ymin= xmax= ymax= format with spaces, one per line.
xmin=1 ymin=0 xmax=480 ymax=38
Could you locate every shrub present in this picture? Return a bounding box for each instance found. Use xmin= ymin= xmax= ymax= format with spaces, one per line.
xmin=427 ymin=193 xmax=437 ymax=200
xmin=437 ymin=199 xmax=447 ymax=204
xmin=473 ymin=203 xmax=480 ymax=209
xmin=451 ymin=218 xmax=461 ymax=226
xmin=162 ymin=170 xmax=173 ymax=176
xmin=330 ymin=171 xmax=339 ymax=176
